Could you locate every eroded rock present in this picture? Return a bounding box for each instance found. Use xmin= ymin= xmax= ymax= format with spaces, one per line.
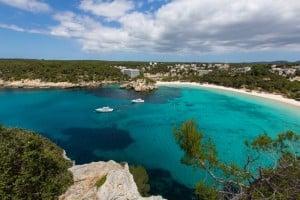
xmin=120 ymin=79 xmax=157 ymax=92
xmin=59 ymin=160 xmax=165 ymax=200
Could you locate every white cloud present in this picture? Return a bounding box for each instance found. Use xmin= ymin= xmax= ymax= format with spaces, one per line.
xmin=0 ymin=23 xmax=25 ymax=32
xmin=0 ymin=0 xmax=51 ymax=12
xmin=79 ymin=0 xmax=134 ymax=19
xmin=51 ymin=0 xmax=300 ymax=54
xmin=0 ymin=22 xmax=47 ymax=34
xmin=51 ymin=12 xmax=130 ymax=51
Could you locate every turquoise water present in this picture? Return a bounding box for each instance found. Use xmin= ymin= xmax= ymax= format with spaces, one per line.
xmin=0 ymin=86 xmax=299 ymax=199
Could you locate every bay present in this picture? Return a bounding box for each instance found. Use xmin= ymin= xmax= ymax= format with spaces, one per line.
xmin=0 ymin=85 xmax=299 ymax=199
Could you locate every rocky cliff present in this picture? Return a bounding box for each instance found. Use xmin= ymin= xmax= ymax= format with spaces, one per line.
xmin=59 ymin=160 xmax=165 ymax=200
xmin=120 ymin=79 xmax=157 ymax=92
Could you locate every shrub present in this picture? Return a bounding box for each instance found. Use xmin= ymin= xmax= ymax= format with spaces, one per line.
xmin=95 ymin=175 xmax=107 ymax=189
xmin=0 ymin=125 xmax=73 ymax=200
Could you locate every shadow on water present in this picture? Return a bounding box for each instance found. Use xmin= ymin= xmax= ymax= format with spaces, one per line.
xmin=50 ymin=127 xmax=134 ymax=164
xmin=148 ymin=168 xmax=196 ymax=200
xmin=86 ymin=86 xmax=142 ymax=100
xmin=85 ymin=86 xmax=182 ymax=104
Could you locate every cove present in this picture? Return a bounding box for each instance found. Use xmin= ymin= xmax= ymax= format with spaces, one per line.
xmin=0 ymin=85 xmax=299 ymax=200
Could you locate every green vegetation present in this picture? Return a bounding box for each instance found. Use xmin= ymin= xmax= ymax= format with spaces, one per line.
xmin=129 ymin=165 xmax=150 ymax=196
xmin=0 ymin=125 xmax=73 ymax=200
xmin=95 ymin=175 xmax=107 ymax=189
xmin=173 ymin=119 xmax=300 ymax=199
xmin=144 ymin=63 xmax=171 ymax=74
xmin=0 ymin=59 xmax=127 ymax=83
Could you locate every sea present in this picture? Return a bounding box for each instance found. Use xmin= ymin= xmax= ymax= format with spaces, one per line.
xmin=0 ymin=85 xmax=299 ymax=199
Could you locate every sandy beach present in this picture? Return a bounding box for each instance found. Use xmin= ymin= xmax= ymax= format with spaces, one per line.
xmin=156 ymin=81 xmax=300 ymax=108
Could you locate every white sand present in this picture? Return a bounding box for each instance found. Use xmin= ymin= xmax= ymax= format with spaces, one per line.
xmin=156 ymin=81 xmax=300 ymax=108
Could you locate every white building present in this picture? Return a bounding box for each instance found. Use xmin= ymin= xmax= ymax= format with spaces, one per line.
xmin=123 ymin=69 xmax=140 ymax=78
xmin=293 ymin=66 xmax=300 ymax=70
xmin=271 ymin=67 xmax=296 ymax=76
xmin=236 ymin=67 xmax=251 ymax=73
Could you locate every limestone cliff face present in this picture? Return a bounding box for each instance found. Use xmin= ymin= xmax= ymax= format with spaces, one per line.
xmin=59 ymin=160 xmax=165 ymax=200
xmin=120 ymin=79 xmax=157 ymax=92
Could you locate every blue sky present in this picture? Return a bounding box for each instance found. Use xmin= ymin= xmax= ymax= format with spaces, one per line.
xmin=0 ymin=0 xmax=300 ymax=62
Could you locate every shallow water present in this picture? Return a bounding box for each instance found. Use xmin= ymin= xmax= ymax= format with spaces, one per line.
xmin=0 ymin=86 xmax=299 ymax=199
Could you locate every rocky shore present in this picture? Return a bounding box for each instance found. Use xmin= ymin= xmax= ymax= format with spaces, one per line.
xmin=120 ymin=79 xmax=157 ymax=92
xmin=0 ymin=79 xmax=158 ymax=92
xmin=59 ymin=160 xmax=165 ymax=200
xmin=0 ymin=79 xmax=116 ymax=89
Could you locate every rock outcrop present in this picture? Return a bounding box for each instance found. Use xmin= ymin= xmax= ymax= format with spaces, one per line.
xmin=59 ymin=160 xmax=165 ymax=200
xmin=120 ymin=79 xmax=157 ymax=92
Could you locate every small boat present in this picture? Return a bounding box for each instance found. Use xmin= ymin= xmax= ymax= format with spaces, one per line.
xmin=131 ymin=98 xmax=144 ymax=103
xmin=95 ymin=106 xmax=113 ymax=112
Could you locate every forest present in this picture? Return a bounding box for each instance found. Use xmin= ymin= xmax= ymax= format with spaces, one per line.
xmin=0 ymin=59 xmax=130 ymax=83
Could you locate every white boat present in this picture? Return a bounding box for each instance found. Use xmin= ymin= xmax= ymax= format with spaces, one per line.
xmin=95 ymin=106 xmax=113 ymax=112
xmin=131 ymin=98 xmax=144 ymax=103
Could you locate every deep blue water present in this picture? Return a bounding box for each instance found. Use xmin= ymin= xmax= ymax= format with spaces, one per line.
xmin=0 ymin=85 xmax=299 ymax=199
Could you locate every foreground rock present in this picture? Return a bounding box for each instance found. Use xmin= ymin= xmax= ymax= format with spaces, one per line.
xmin=59 ymin=160 xmax=165 ymax=200
xmin=120 ymin=79 xmax=157 ymax=92
xmin=0 ymin=79 xmax=116 ymax=88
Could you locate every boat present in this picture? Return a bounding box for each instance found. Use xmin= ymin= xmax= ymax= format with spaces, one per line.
xmin=95 ymin=106 xmax=113 ymax=112
xmin=131 ymin=98 xmax=144 ymax=103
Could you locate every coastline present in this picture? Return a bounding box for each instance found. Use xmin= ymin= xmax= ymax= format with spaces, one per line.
xmin=1 ymin=79 xmax=299 ymax=108
xmin=156 ymin=81 xmax=300 ymax=108
xmin=0 ymin=79 xmax=116 ymax=89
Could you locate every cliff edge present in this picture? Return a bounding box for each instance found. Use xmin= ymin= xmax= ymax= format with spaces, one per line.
xmin=59 ymin=160 xmax=165 ymax=200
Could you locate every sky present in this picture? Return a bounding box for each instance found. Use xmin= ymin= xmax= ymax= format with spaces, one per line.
xmin=0 ymin=0 xmax=300 ymax=62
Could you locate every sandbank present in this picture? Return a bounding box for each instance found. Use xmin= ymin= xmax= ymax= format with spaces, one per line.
xmin=156 ymin=81 xmax=300 ymax=108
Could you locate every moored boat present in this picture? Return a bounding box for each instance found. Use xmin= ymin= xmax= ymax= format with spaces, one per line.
xmin=131 ymin=98 xmax=144 ymax=103
xmin=95 ymin=106 xmax=113 ymax=112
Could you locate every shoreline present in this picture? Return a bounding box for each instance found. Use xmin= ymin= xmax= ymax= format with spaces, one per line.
xmin=0 ymin=79 xmax=117 ymax=89
xmin=1 ymin=79 xmax=299 ymax=108
xmin=156 ymin=81 xmax=300 ymax=108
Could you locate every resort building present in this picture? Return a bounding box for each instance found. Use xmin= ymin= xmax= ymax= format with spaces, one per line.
xmin=270 ymin=67 xmax=296 ymax=77
xmin=123 ymin=68 xmax=140 ymax=78
xmin=236 ymin=67 xmax=251 ymax=73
